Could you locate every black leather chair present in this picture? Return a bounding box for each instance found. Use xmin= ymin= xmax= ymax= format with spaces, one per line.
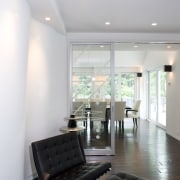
xmin=31 ymin=132 xmax=111 ymax=180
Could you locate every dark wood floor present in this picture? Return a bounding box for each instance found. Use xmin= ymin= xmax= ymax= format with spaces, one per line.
xmin=84 ymin=119 xmax=180 ymax=180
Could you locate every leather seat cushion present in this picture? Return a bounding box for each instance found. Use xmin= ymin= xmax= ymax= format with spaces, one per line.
xmin=50 ymin=162 xmax=111 ymax=180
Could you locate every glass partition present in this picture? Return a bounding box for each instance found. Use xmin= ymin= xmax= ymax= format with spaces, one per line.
xmin=70 ymin=42 xmax=178 ymax=154
xmin=71 ymin=44 xmax=114 ymax=155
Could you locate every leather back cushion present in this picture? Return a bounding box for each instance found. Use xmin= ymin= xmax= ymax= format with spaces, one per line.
xmin=32 ymin=132 xmax=86 ymax=179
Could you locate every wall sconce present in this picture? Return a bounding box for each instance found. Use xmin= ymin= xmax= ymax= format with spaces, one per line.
xmin=137 ymin=72 xmax=142 ymax=77
xmin=164 ymin=65 xmax=172 ymax=72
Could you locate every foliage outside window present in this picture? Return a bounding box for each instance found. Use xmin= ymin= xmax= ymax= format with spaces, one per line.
xmin=73 ymin=73 xmax=136 ymax=106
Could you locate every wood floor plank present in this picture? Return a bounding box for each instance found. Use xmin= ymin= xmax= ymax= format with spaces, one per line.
xmin=82 ymin=120 xmax=180 ymax=180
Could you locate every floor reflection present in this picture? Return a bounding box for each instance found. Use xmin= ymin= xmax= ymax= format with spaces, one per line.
xmin=78 ymin=118 xmax=138 ymax=149
xmin=85 ymin=120 xmax=180 ymax=179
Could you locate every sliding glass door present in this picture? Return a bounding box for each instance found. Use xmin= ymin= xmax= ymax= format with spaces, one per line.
xmin=149 ymin=71 xmax=158 ymax=122
xmin=149 ymin=70 xmax=166 ymax=127
xmin=71 ymin=44 xmax=114 ymax=155
xmin=70 ymin=43 xmax=142 ymax=155
xmin=69 ymin=42 xmax=180 ymax=154
xmin=158 ymin=70 xmax=166 ymax=126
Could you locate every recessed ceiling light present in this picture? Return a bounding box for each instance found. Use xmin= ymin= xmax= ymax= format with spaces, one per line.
xmin=45 ymin=17 xmax=51 ymax=21
xmin=151 ymin=22 xmax=158 ymax=26
xmin=92 ymin=77 xmax=96 ymax=81
xmin=105 ymin=22 xmax=111 ymax=25
xmin=167 ymin=45 xmax=171 ymax=49
xmin=100 ymin=45 xmax=104 ymax=48
xmin=133 ymin=45 xmax=138 ymax=48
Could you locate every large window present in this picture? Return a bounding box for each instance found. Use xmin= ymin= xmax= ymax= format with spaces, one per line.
xmin=72 ymin=75 xmax=92 ymax=99
xmin=115 ymin=73 xmax=136 ymax=107
xmin=72 ymin=75 xmax=111 ymax=100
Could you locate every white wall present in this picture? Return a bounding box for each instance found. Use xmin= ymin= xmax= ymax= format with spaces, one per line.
xmin=0 ymin=1 xmax=30 ymax=180
xmin=166 ymin=52 xmax=180 ymax=140
xmin=24 ymin=19 xmax=67 ymax=179
xmin=143 ymin=51 xmax=176 ymax=70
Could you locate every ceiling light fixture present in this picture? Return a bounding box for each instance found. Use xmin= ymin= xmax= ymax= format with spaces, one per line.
xmin=167 ymin=45 xmax=171 ymax=49
xmin=45 ymin=17 xmax=51 ymax=21
xmin=133 ymin=45 xmax=138 ymax=48
xmin=100 ymin=45 xmax=104 ymax=48
xmin=151 ymin=22 xmax=158 ymax=26
xmin=92 ymin=77 xmax=96 ymax=81
xmin=105 ymin=22 xmax=111 ymax=25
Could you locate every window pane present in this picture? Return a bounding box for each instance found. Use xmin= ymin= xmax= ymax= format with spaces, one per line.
xmin=149 ymin=71 xmax=157 ymax=121
xmin=158 ymin=70 xmax=166 ymax=126
xmin=115 ymin=73 xmax=136 ymax=107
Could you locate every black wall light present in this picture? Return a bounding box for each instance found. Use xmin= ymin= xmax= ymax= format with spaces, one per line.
xmin=137 ymin=72 xmax=142 ymax=77
xmin=164 ymin=65 xmax=172 ymax=72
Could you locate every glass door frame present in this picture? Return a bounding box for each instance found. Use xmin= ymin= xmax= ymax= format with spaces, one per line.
xmin=68 ymin=42 xmax=115 ymax=155
xmin=148 ymin=68 xmax=166 ymax=129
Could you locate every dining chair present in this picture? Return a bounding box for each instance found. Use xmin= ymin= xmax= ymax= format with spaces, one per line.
xmin=125 ymin=100 xmax=141 ymax=127
xmin=114 ymin=101 xmax=126 ymax=129
xmin=90 ymin=101 xmax=107 ymax=128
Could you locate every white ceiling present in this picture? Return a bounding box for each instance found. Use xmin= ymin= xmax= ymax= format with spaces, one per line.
xmin=28 ymin=0 xmax=180 ymax=34
xmin=27 ymin=0 xmax=180 ymax=67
